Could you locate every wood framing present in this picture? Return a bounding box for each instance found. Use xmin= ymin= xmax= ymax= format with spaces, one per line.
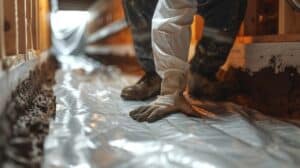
xmin=279 ymin=0 xmax=300 ymax=34
xmin=32 ymin=0 xmax=40 ymax=51
xmin=26 ymin=0 xmax=33 ymax=51
xmin=38 ymin=0 xmax=51 ymax=51
xmin=4 ymin=0 xmax=17 ymax=55
xmin=0 ymin=0 xmax=5 ymax=59
xmin=0 ymin=0 xmax=50 ymax=69
xmin=17 ymin=0 xmax=26 ymax=54
xmin=242 ymin=0 xmax=258 ymax=36
xmin=237 ymin=34 xmax=300 ymax=44
xmin=191 ymin=15 xmax=203 ymax=44
xmin=58 ymin=0 xmax=96 ymax=10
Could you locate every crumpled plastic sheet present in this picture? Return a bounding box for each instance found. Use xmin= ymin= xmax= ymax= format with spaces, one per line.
xmin=43 ymin=55 xmax=300 ymax=168
xmin=51 ymin=11 xmax=90 ymax=56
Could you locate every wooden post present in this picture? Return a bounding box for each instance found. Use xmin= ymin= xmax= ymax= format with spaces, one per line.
xmin=39 ymin=0 xmax=51 ymax=51
xmin=0 ymin=0 xmax=5 ymax=60
xmin=191 ymin=15 xmax=204 ymax=45
xmin=26 ymin=0 xmax=33 ymax=51
xmin=32 ymin=0 xmax=40 ymax=51
xmin=4 ymin=0 xmax=18 ymax=56
xmin=18 ymin=0 xmax=27 ymax=55
xmin=243 ymin=0 xmax=258 ymax=36
xmin=279 ymin=0 xmax=300 ymax=34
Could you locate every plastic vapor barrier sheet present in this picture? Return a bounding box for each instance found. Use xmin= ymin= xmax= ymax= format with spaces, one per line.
xmin=43 ymin=55 xmax=300 ymax=168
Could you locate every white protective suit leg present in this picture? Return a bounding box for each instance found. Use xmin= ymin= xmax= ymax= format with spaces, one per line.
xmin=130 ymin=0 xmax=202 ymax=122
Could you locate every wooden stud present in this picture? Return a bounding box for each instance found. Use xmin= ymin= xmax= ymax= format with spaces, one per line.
xmin=26 ymin=0 xmax=33 ymax=51
xmin=18 ymin=0 xmax=27 ymax=54
xmin=279 ymin=0 xmax=300 ymax=34
xmin=0 ymin=0 xmax=5 ymax=59
xmin=191 ymin=15 xmax=204 ymax=45
xmin=237 ymin=34 xmax=300 ymax=44
xmin=38 ymin=0 xmax=51 ymax=51
xmin=32 ymin=0 xmax=40 ymax=51
xmin=243 ymin=0 xmax=258 ymax=36
xmin=4 ymin=0 xmax=18 ymax=56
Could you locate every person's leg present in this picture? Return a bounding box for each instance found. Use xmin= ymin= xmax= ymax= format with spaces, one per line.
xmin=121 ymin=0 xmax=161 ymax=100
xmin=130 ymin=0 xmax=201 ymax=122
xmin=129 ymin=0 xmax=247 ymax=122
xmin=122 ymin=0 xmax=157 ymax=72
xmin=189 ymin=0 xmax=248 ymax=99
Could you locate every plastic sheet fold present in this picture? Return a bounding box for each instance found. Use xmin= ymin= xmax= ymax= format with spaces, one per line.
xmin=43 ymin=55 xmax=300 ymax=168
xmin=51 ymin=11 xmax=90 ymax=56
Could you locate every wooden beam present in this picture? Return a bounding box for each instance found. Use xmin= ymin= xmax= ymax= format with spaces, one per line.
xmin=32 ymin=0 xmax=40 ymax=51
xmin=26 ymin=0 xmax=33 ymax=51
xmin=0 ymin=0 xmax=5 ymax=59
xmin=58 ymin=0 xmax=97 ymax=10
xmin=279 ymin=0 xmax=300 ymax=34
xmin=237 ymin=34 xmax=300 ymax=44
xmin=38 ymin=0 xmax=51 ymax=51
xmin=18 ymin=0 xmax=27 ymax=54
xmin=243 ymin=0 xmax=258 ymax=36
xmin=4 ymin=0 xmax=17 ymax=55
xmin=191 ymin=15 xmax=204 ymax=44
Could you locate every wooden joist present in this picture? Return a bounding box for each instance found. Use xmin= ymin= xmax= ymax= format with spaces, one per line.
xmin=58 ymin=0 xmax=97 ymax=10
xmin=242 ymin=0 xmax=258 ymax=36
xmin=0 ymin=0 xmax=5 ymax=60
xmin=38 ymin=0 xmax=51 ymax=52
xmin=279 ymin=0 xmax=300 ymax=34
xmin=237 ymin=34 xmax=300 ymax=44
xmin=32 ymin=0 xmax=40 ymax=51
xmin=3 ymin=0 xmax=18 ymax=55
xmin=17 ymin=0 xmax=26 ymax=54
xmin=0 ymin=0 xmax=50 ymax=70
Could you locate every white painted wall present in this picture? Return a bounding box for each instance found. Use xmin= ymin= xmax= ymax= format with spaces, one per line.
xmin=226 ymin=42 xmax=300 ymax=74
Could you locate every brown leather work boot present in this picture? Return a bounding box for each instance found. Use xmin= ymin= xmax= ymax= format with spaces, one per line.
xmin=121 ymin=72 xmax=161 ymax=100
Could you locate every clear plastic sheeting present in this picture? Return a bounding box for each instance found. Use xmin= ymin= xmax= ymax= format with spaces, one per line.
xmin=44 ymin=55 xmax=300 ymax=168
xmin=51 ymin=11 xmax=90 ymax=55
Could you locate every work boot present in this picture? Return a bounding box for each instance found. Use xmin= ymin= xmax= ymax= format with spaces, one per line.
xmin=121 ymin=72 xmax=161 ymax=100
xmin=129 ymin=70 xmax=203 ymax=123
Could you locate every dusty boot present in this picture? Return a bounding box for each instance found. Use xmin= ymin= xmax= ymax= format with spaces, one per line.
xmin=129 ymin=70 xmax=202 ymax=123
xmin=121 ymin=72 xmax=161 ymax=100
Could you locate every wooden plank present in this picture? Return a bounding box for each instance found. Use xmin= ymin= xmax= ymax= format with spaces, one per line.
xmin=26 ymin=0 xmax=33 ymax=50
xmin=243 ymin=0 xmax=258 ymax=36
xmin=0 ymin=0 xmax=5 ymax=59
xmin=18 ymin=0 xmax=27 ymax=54
xmin=32 ymin=0 xmax=40 ymax=51
xmin=191 ymin=15 xmax=204 ymax=44
xmin=237 ymin=34 xmax=300 ymax=44
xmin=279 ymin=0 xmax=300 ymax=34
xmin=38 ymin=0 xmax=51 ymax=51
xmin=4 ymin=0 xmax=18 ymax=56
xmin=58 ymin=0 xmax=96 ymax=10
